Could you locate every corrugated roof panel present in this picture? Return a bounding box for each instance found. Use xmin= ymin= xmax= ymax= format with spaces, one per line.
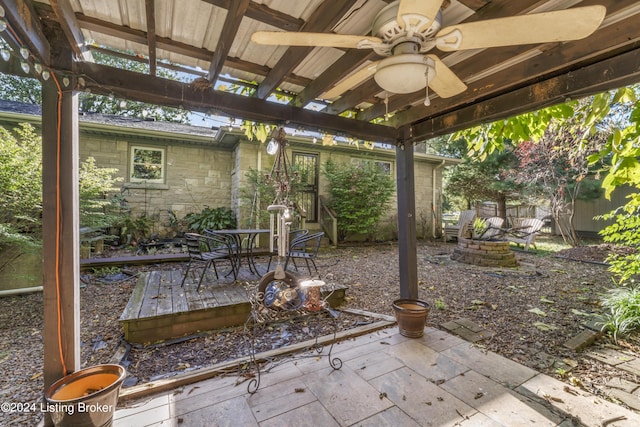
xmin=168 ymin=0 xmax=217 ymax=47
xmin=232 ymin=18 xmax=290 ymax=67
xmin=119 ymin=0 xmax=147 ymax=31
xmin=332 ymin=0 xmax=387 ymax=35
xmin=154 ymin=0 xmax=174 ymax=38
xmin=293 ymin=47 xmax=344 ymax=79
xmin=71 ymin=0 xmax=124 ymax=25
xmin=442 ymin=0 xmax=475 ymax=25
xmin=256 ymin=0 xmax=323 ymax=20
xmin=201 ymin=8 xmax=229 ymax=52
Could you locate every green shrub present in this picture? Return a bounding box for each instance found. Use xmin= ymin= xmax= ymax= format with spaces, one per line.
xmin=120 ymin=214 xmax=155 ymax=242
xmin=239 ymin=167 xmax=306 ymax=229
xmin=322 ymin=159 xmax=395 ymax=241
xmin=0 ymin=123 xmax=42 ymax=233
xmin=598 ymin=192 xmax=640 ymax=285
xmin=185 ymin=206 xmax=237 ymax=233
xmin=79 ymin=156 xmax=125 ymax=230
xmin=598 ymin=286 xmax=640 ymax=342
xmin=0 ymin=223 xmax=41 ymax=253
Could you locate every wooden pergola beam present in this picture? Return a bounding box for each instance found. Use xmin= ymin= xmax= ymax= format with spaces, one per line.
xmin=255 ymin=0 xmax=359 ymax=99
xmin=144 ymin=0 xmax=157 ymax=76
xmin=68 ymin=12 xmax=311 ymax=88
xmin=207 ymin=0 xmax=251 ymax=84
xmin=77 ymin=62 xmax=399 ymax=143
xmin=200 ymin=0 xmax=304 ymax=31
xmin=49 ymin=0 xmax=93 ymax=62
xmin=409 ymin=47 xmax=640 ymax=141
xmin=0 ymin=0 xmax=51 ymax=64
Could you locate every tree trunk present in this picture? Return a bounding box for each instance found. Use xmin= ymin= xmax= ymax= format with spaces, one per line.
xmin=497 ymin=193 xmax=508 ymax=223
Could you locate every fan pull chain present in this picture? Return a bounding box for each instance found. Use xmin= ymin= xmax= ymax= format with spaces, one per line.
xmin=424 ymin=70 xmax=431 ymax=107
xmin=384 ymin=95 xmax=389 ymax=120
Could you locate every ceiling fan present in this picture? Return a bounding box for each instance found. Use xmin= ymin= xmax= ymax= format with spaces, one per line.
xmin=251 ymin=0 xmax=606 ymax=106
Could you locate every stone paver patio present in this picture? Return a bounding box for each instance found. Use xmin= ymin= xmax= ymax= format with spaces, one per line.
xmin=113 ymin=326 xmax=640 ymax=426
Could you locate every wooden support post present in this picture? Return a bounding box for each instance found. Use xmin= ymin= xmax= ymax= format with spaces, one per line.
xmin=396 ymin=134 xmax=418 ymax=299
xmin=41 ymin=77 xmax=80 ymax=411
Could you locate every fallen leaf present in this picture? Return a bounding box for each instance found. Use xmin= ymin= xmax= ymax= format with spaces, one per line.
xmin=570 ymin=309 xmax=591 ymax=317
xmin=528 ymin=307 xmax=547 ymax=317
xmin=533 ymin=322 xmax=558 ymax=331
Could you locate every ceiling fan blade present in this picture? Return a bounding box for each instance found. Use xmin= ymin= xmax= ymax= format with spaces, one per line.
xmin=320 ymin=62 xmax=379 ymax=100
xmin=426 ymin=55 xmax=466 ymax=98
xmin=397 ymin=0 xmax=444 ymax=32
xmin=251 ymin=31 xmax=382 ymax=49
xmin=436 ymin=5 xmax=606 ymax=52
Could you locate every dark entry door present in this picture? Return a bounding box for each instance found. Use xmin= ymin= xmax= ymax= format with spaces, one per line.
xmin=293 ymin=152 xmax=318 ymax=223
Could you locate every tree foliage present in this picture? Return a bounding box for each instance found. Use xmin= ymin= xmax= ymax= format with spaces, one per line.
xmin=0 ymin=124 xmax=126 ymax=237
xmin=0 ymin=50 xmax=188 ymax=122
xmin=78 ymin=157 xmax=125 ymax=229
xmin=455 ymin=85 xmax=640 ymax=286
xmin=444 ymin=137 xmax=522 ymax=218
xmin=513 ymin=99 xmax=608 ymax=245
xmin=322 ymin=159 xmax=395 ymax=241
xmin=0 ymin=123 xmax=42 ymax=232
xmin=589 ymin=87 xmax=640 ymax=286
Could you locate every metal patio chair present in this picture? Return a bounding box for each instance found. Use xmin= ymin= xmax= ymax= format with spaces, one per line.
xmin=284 ymin=231 xmax=324 ymax=275
xmin=180 ymin=232 xmax=237 ymax=291
xmin=266 ymin=228 xmax=309 ymax=271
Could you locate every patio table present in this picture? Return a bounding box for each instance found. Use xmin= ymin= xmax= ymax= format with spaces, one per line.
xmin=206 ymin=229 xmax=270 ymax=275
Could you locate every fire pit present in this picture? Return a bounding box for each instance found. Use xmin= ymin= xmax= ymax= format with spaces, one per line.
xmin=451 ymin=237 xmax=518 ymax=267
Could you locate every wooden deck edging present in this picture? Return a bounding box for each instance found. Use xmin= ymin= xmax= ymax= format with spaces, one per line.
xmin=119 ymin=269 xmax=348 ymax=344
xmin=80 ymin=253 xmax=189 ymax=270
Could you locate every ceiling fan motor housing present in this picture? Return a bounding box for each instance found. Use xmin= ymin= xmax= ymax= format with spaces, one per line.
xmin=372 ymin=1 xmax=443 ymax=55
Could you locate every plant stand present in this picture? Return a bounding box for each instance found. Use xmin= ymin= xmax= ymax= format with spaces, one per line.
xmin=244 ymin=271 xmax=342 ymax=394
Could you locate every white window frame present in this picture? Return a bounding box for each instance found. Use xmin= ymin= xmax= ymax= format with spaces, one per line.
xmin=129 ymin=145 xmax=166 ymax=184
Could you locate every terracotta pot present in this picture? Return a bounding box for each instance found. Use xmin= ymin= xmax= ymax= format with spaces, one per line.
xmin=44 ymin=364 xmax=126 ymax=427
xmin=392 ymin=299 xmax=430 ymax=338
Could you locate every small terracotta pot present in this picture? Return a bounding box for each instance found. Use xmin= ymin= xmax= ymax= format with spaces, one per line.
xmin=392 ymin=299 xmax=430 ymax=338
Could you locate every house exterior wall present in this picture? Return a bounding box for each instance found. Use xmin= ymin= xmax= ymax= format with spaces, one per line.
xmin=0 ymin=110 xmax=451 ymax=240
xmin=79 ymin=132 xmax=234 ymax=236
xmin=81 ymin=133 xmax=447 ymax=239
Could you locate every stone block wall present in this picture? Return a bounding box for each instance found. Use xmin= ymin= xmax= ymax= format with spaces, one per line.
xmin=80 ymin=135 xmax=233 ymax=236
xmin=451 ymin=238 xmax=518 ymax=267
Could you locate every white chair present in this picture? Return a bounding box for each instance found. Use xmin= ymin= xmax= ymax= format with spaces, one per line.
xmin=444 ymin=210 xmax=476 ymax=241
xmin=474 ymin=217 xmax=505 ymax=240
xmin=506 ymin=218 xmax=544 ymax=251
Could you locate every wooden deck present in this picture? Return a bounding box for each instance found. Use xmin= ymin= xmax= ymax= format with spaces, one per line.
xmin=120 ymin=270 xmax=251 ymax=344
xmin=119 ymin=266 xmax=347 ymax=344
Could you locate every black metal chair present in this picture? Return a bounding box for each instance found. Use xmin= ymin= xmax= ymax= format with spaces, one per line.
xmin=284 ymin=231 xmax=324 ymax=275
xmin=180 ymin=232 xmax=237 ymax=291
xmin=204 ymin=229 xmax=243 ymax=274
xmin=266 ymin=229 xmax=309 ymax=271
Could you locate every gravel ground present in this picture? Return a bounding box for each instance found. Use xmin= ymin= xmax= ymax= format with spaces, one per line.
xmin=1 ymin=238 xmax=638 ymax=426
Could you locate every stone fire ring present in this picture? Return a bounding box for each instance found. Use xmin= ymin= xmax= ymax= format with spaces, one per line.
xmin=451 ymin=238 xmax=518 ymax=268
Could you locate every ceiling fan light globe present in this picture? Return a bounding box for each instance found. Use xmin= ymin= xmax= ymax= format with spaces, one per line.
xmin=374 ymin=54 xmax=434 ymax=94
